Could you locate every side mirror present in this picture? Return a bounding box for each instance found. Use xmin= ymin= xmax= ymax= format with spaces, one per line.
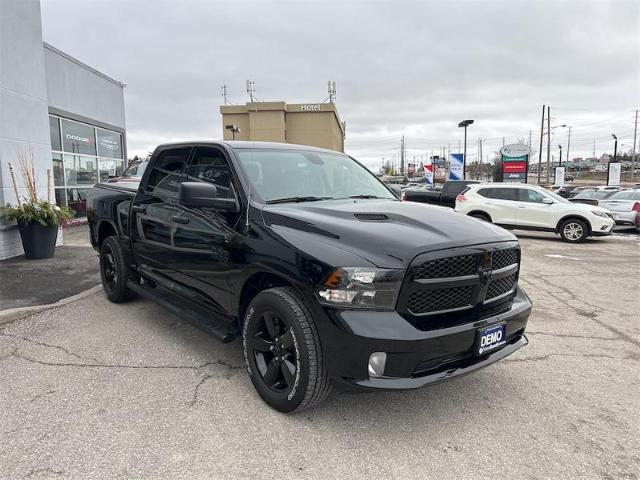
xmin=388 ymin=185 xmax=402 ymax=199
xmin=178 ymin=182 xmax=239 ymax=212
xmin=542 ymin=197 xmax=554 ymax=204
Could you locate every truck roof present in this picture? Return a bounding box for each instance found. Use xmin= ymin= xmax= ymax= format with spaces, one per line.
xmin=154 ymin=140 xmax=342 ymax=155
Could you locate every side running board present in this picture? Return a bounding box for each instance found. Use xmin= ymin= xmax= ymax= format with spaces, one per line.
xmin=126 ymin=280 xmax=238 ymax=343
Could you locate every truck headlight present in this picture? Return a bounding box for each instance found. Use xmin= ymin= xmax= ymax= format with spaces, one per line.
xmin=317 ymin=268 xmax=404 ymax=309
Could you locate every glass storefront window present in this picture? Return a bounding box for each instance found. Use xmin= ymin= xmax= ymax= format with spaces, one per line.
xmin=50 ymin=116 xmax=62 ymax=151
xmin=55 ymin=189 xmax=68 ymax=208
xmin=99 ymin=158 xmax=124 ymax=182
xmin=51 ymin=115 xmax=125 ymax=218
xmin=65 ymin=188 xmax=90 ymax=218
xmin=64 ymin=154 xmax=98 ymax=186
xmin=61 ymin=119 xmax=96 ymax=155
xmin=52 ymin=153 xmax=64 ymax=186
xmin=97 ymin=128 xmax=123 ymax=159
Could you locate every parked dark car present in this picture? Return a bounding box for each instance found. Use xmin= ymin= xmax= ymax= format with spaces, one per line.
xmin=402 ymin=180 xmax=479 ymax=207
xmin=87 ymin=141 xmax=531 ymax=412
xmin=556 ymin=185 xmax=577 ymax=198
xmin=569 ymin=189 xmax=618 ymax=206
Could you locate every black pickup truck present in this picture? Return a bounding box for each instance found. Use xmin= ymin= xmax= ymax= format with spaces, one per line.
xmin=403 ymin=180 xmax=479 ymax=207
xmin=87 ymin=141 xmax=531 ymax=412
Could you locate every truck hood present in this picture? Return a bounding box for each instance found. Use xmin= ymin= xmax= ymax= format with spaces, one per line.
xmin=261 ymin=199 xmax=516 ymax=269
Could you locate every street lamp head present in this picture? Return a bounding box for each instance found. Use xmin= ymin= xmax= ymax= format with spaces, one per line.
xmin=458 ymin=120 xmax=474 ymax=128
xmin=611 ymin=133 xmax=617 ymax=140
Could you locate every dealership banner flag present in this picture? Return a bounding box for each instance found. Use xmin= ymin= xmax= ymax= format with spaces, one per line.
xmin=424 ymin=159 xmax=434 ymax=185
xmin=449 ymin=153 xmax=464 ymax=180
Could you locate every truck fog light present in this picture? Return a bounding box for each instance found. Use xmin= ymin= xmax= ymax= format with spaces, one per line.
xmin=368 ymin=352 xmax=387 ymax=378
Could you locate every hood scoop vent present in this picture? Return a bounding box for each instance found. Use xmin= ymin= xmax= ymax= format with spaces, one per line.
xmin=354 ymin=213 xmax=389 ymax=222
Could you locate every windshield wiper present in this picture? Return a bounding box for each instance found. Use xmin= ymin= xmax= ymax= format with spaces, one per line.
xmin=266 ymin=196 xmax=334 ymax=204
xmin=348 ymin=194 xmax=386 ymax=199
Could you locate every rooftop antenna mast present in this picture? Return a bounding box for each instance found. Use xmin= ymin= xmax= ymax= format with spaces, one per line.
xmin=328 ymin=80 xmax=336 ymax=103
xmin=221 ymin=84 xmax=229 ymax=105
xmin=246 ymin=80 xmax=256 ymax=102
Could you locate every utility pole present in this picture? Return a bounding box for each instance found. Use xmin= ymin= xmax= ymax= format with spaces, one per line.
xmin=593 ymin=139 xmax=596 ymax=159
xmin=400 ymin=135 xmax=405 ymax=175
xmin=566 ymin=126 xmax=571 ymax=166
xmin=632 ymin=109 xmax=638 ymax=181
xmin=479 ymin=138 xmax=483 ymax=181
xmin=528 ymin=130 xmax=532 ymax=149
xmin=546 ymin=105 xmax=551 ymax=185
xmin=538 ymin=105 xmax=545 ymax=185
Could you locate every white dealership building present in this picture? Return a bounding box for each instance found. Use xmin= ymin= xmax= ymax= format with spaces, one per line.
xmin=0 ymin=0 xmax=126 ymax=259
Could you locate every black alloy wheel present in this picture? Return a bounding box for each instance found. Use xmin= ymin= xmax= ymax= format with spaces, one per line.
xmin=99 ymin=236 xmax=135 ymax=303
xmin=251 ymin=312 xmax=297 ymax=393
xmin=243 ymin=287 xmax=331 ymax=412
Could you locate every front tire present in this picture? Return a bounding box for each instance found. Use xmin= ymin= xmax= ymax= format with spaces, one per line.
xmin=559 ymin=218 xmax=588 ymax=243
xmin=99 ymin=236 xmax=135 ymax=303
xmin=242 ymin=287 xmax=331 ymax=413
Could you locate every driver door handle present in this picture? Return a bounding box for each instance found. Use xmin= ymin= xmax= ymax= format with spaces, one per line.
xmin=172 ymin=215 xmax=189 ymax=224
xmin=132 ymin=205 xmax=146 ymax=213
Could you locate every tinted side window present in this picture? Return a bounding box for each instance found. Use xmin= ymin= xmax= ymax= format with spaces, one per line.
xmin=477 ymin=188 xmax=491 ymax=198
xmin=146 ymin=148 xmax=190 ymax=196
xmin=520 ymin=189 xmax=547 ymax=203
xmin=186 ymin=148 xmax=235 ymax=199
xmin=491 ymin=188 xmax=519 ymax=201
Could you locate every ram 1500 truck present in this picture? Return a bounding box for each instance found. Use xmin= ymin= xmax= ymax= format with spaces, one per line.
xmin=403 ymin=180 xmax=479 ymax=207
xmin=87 ymin=141 xmax=531 ymax=413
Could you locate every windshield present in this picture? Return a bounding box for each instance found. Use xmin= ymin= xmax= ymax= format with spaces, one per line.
xmin=235 ymin=148 xmax=396 ymax=203
xmin=607 ymin=190 xmax=640 ymax=201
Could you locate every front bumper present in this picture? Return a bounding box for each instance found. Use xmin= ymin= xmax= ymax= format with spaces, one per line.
xmin=590 ymin=216 xmax=615 ymax=236
xmin=315 ymin=287 xmax=532 ymax=391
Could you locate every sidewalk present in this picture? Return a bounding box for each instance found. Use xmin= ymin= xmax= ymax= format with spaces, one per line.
xmin=0 ymin=225 xmax=100 ymax=310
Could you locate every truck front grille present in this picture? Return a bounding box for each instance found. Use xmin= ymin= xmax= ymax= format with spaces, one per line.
xmin=396 ymin=243 xmax=520 ymax=324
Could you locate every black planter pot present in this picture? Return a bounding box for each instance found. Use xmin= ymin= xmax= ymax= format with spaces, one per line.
xmin=17 ymin=220 xmax=59 ymax=260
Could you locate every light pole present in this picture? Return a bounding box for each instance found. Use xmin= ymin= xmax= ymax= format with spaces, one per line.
xmin=225 ymin=124 xmax=240 ymax=140
xmin=608 ymin=134 xmax=618 ymax=186
xmin=558 ymin=145 xmax=563 ymax=166
xmin=458 ymin=119 xmax=474 ymax=179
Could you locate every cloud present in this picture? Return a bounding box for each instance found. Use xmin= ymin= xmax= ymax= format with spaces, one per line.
xmin=41 ymin=0 xmax=640 ymax=167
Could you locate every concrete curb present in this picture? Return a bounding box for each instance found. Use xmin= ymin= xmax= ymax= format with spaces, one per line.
xmin=0 ymin=284 xmax=103 ymax=325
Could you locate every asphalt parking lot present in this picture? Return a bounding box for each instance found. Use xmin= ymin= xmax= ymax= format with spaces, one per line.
xmin=1 ymin=231 xmax=639 ymax=479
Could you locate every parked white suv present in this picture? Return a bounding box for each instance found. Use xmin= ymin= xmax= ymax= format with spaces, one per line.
xmin=455 ymin=183 xmax=615 ymax=242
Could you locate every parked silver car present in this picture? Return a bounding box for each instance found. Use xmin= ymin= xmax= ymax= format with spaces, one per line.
xmin=598 ymin=190 xmax=640 ymax=231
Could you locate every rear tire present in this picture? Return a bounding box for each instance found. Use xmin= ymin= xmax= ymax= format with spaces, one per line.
xmin=470 ymin=212 xmax=491 ymax=222
xmin=242 ymin=287 xmax=331 ymax=413
xmin=559 ymin=218 xmax=588 ymax=243
xmin=99 ymin=236 xmax=136 ymax=303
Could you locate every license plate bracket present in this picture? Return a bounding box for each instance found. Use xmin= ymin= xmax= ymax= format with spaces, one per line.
xmin=475 ymin=323 xmax=507 ymax=356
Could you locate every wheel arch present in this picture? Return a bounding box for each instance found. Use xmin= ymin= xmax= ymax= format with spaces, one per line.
xmin=555 ymin=215 xmax=592 ymax=235
xmin=97 ymin=220 xmax=118 ymax=248
xmin=467 ymin=210 xmax=493 ymax=222
xmin=237 ymin=271 xmax=302 ymax=325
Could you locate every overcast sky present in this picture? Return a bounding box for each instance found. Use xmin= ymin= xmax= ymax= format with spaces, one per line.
xmin=40 ymin=0 xmax=639 ymax=169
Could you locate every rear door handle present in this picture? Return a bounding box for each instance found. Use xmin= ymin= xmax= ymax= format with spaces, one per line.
xmin=132 ymin=205 xmax=146 ymax=213
xmin=172 ymin=215 xmax=189 ymax=224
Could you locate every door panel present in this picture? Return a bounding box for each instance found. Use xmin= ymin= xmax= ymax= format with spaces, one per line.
xmin=130 ymin=147 xmax=191 ymax=283
xmin=170 ymin=147 xmax=243 ymax=316
xmin=481 ymin=188 xmax=518 ymax=224
xmin=514 ymin=189 xmax=557 ymax=228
